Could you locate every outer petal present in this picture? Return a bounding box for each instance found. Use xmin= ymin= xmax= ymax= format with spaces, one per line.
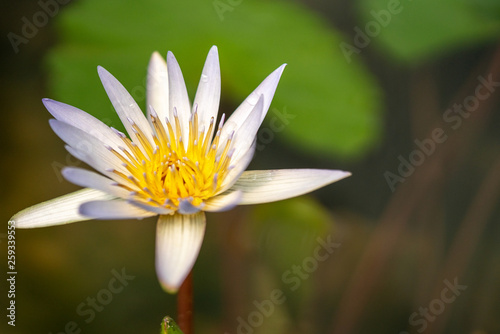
xmin=167 ymin=51 xmax=191 ymax=143
xmin=146 ymin=52 xmax=169 ymax=130
xmin=178 ymin=199 xmax=203 ymax=214
xmin=227 ymin=169 xmax=351 ymax=205
xmin=62 ymin=167 xmax=130 ymax=198
xmin=50 ymin=120 xmax=128 ymax=177
xmin=128 ymin=200 xmax=175 ymax=215
xmin=42 ymin=99 xmax=132 ymax=156
xmin=155 ymin=212 xmax=206 ymax=293
xmin=203 ymin=190 xmax=242 ymax=212
xmin=223 ymin=95 xmax=264 ymax=163
xmin=193 ymin=46 xmax=220 ymax=133
xmin=65 ymin=145 xmax=126 ymax=187
xmin=11 ymin=189 xmax=113 ymax=229
xmin=219 ymin=64 xmax=286 ymax=145
xmin=79 ymin=199 xmax=156 ymax=220
xmin=217 ymin=140 xmax=256 ymax=194
xmin=98 ymin=66 xmax=154 ymax=151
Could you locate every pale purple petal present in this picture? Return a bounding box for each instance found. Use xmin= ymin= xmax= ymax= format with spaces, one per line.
xmin=98 ymin=66 xmax=154 ymax=152
xmin=128 ymin=200 xmax=174 ymax=215
xmin=42 ymin=99 xmax=132 ymax=156
xmin=178 ymin=199 xmax=203 ymax=214
xmin=79 ymin=199 xmax=156 ymax=220
xmin=50 ymin=120 xmax=128 ymax=177
xmin=62 ymin=167 xmax=130 ymax=198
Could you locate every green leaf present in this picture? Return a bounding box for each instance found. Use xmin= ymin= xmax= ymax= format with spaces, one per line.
xmin=249 ymin=196 xmax=334 ymax=280
xmin=248 ymin=196 xmax=337 ymax=314
xmin=160 ymin=316 xmax=183 ymax=334
xmin=47 ymin=0 xmax=381 ymax=159
xmin=356 ymin=0 xmax=500 ymax=62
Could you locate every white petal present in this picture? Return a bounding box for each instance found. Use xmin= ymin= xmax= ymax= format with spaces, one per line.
xmin=146 ymin=52 xmax=169 ymax=130
xmin=11 ymin=189 xmax=113 ymax=229
xmin=79 ymin=199 xmax=156 ymax=220
xmin=64 ymin=145 xmax=124 ymax=186
xmin=167 ymin=51 xmax=191 ymax=143
xmin=217 ymin=140 xmax=256 ymax=194
xmin=219 ymin=64 xmax=286 ymax=145
xmin=97 ymin=66 xmax=154 ymax=151
xmin=42 ymin=99 xmax=132 ymax=156
xmin=155 ymin=212 xmax=206 ymax=293
xmin=204 ymin=190 xmax=242 ymax=212
xmin=62 ymin=167 xmax=130 ymax=198
xmin=193 ymin=46 xmax=220 ymax=133
xmin=228 ymin=169 xmax=351 ymax=205
xmin=50 ymin=120 xmax=128 ymax=177
xmin=224 ymin=95 xmax=264 ymax=163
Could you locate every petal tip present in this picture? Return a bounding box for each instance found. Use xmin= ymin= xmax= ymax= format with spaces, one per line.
xmin=323 ymin=169 xmax=352 ymax=183
xmin=155 ymin=213 xmax=206 ymax=296
xmin=208 ymin=45 xmax=219 ymax=55
xmin=78 ymin=202 xmax=92 ymax=217
xmin=159 ymin=280 xmax=180 ymax=294
xmin=48 ymin=118 xmax=58 ymax=129
xmin=9 ymin=212 xmax=24 ymax=228
xmin=275 ymin=64 xmax=287 ymax=78
xmin=150 ymin=51 xmax=166 ymax=65
xmin=97 ymin=66 xmax=111 ymax=79
xmin=339 ymin=170 xmax=352 ymax=178
xmin=60 ymin=167 xmax=71 ymax=178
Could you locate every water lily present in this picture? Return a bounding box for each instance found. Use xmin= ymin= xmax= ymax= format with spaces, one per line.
xmin=11 ymin=46 xmax=350 ymax=293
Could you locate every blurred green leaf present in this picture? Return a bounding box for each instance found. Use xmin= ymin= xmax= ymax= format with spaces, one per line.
xmin=47 ymin=0 xmax=381 ymax=159
xmin=249 ymin=196 xmax=336 ymax=315
xmin=250 ymin=196 xmax=333 ymax=279
xmin=160 ymin=316 xmax=183 ymax=334
xmin=467 ymin=0 xmax=500 ymax=18
xmin=357 ymin=0 xmax=500 ymax=62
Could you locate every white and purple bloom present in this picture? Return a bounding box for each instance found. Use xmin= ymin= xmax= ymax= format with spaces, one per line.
xmin=11 ymin=46 xmax=350 ymax=293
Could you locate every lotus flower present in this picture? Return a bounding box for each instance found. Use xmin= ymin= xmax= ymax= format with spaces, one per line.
xmin=11 ymin=46 xmax=350 ymax=293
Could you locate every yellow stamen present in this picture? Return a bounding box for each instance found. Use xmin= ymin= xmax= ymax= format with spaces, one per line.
xmin=111 ymin=110 xmax=234 ymax=213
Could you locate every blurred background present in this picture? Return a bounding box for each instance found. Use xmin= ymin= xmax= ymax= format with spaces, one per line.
xmin=1 ymin=0 xmax=500 ymax=333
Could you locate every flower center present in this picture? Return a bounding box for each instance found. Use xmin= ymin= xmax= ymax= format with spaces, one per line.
xmin=108 ymin=108 xmax=233 ymax=212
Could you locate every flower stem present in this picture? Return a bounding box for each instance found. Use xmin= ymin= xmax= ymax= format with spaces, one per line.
xmin=177 ymin=270 xmax=193 ymax=334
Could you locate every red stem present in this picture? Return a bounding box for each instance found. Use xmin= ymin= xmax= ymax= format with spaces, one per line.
xmin=177 ymin=271 xmax=193 ymax=334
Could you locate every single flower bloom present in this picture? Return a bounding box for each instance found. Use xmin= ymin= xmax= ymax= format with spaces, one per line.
xmin=11 ymin=46 xmax=350 ymax=293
